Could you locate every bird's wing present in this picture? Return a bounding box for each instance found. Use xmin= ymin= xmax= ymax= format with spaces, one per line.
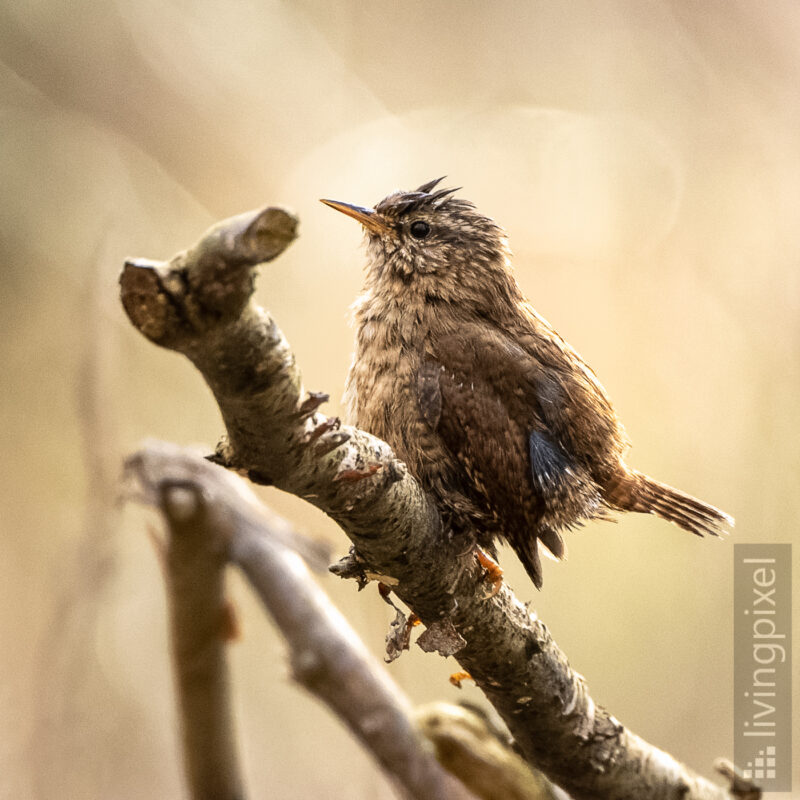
xmin=420 ymin=323 xmax=604 ymax=586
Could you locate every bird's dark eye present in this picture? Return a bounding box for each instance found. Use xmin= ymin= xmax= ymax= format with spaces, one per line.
xmin=409 ymin=220 xmax=431 ymax=240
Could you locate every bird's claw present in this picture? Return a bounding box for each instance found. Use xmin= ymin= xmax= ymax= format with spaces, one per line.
xmin=474 ymin=547 xmax=504 ymax=597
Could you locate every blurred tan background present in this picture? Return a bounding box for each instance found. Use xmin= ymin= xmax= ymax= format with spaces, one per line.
xmin=1 ymin=1 xmax=798 ymax=797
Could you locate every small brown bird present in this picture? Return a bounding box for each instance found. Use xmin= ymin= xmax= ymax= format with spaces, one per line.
xmin=322 ymin=178 xmax=733 ymax=589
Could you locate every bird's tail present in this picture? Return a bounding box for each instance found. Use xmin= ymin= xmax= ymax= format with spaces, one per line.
xmin=605 ymin=467 xmax=734 ymax=537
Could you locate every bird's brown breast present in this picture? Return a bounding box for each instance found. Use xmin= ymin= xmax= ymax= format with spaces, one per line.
xmin=345 ymin=296 xmax=489 ymax=527
xmin=347 ymin=302 xmax=443 ymax=478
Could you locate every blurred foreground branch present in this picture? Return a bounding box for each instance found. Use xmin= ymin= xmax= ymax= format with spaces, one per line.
xmin=152 ymin=470 xmax=242 ymax=800
xmin=415 ymin=702 xmax=566 ymax=800
xmin=127 ymin=443 xmax=476 ymax=800
xmin=119 ymin=206 xmax=756 ymax=800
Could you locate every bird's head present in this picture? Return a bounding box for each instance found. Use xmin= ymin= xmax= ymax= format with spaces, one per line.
xmin=322 ymin=178 xmax=519 ymax=310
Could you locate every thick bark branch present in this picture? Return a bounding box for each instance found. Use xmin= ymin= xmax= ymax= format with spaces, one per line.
xmin=126 ymin=442 xmax=476 ymax=800
xmin=120 ymin=206 xmax=751 ymax=800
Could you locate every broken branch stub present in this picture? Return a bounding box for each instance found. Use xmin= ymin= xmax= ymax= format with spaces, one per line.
xmin=121 ymin=207 xmax=298 ymax=350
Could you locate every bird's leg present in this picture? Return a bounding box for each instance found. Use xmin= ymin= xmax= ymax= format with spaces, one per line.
xmin=474 ymin=547 xmax=503 ymax=597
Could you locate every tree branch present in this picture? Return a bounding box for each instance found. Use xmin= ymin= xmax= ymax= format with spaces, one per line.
xmin=155 ymin=475 xmax=243 ymax=800
xmin=126 ymin=441 xmax=477 ymax=800
xmin=120 ymin=206 xmax=752 ymax=800
xmin=414 ymin=702 xmax=567 ymax=800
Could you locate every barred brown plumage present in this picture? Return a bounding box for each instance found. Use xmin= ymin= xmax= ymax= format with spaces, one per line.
xmin=322 ymin=179 xmax=733 ymax=590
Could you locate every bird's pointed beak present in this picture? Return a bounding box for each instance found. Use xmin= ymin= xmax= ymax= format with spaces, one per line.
xmin=320 ymin=199 xmax=388 ymax=235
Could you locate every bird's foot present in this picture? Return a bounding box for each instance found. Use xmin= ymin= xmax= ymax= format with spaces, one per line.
xmin=474 ymin=547 xmax=504 ymax=597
